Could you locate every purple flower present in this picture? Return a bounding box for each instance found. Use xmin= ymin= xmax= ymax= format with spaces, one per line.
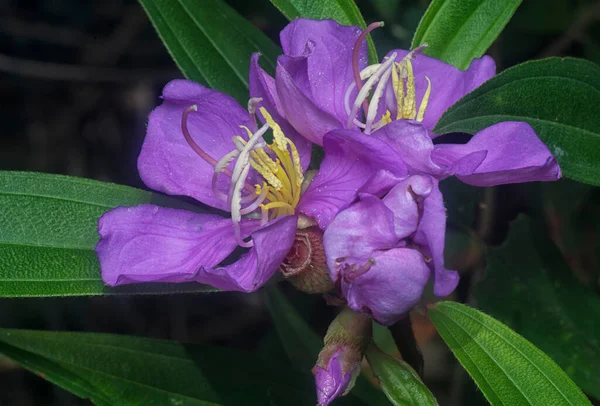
xmin=95 ymin=79 xmax=402 ymax=291
xmin=324 ymin=175 xmax=446 ymax=325
xmin=261 ymin=18 xmax=561 ymax=323
xmin=267 ymin=18 xmax=560 ymax=186
xmin=314 ymin=348 xmax=357 ymax=406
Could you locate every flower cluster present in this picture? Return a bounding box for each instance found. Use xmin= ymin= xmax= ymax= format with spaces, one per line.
xmin=95 ymin=18 xmax=560 ymax=406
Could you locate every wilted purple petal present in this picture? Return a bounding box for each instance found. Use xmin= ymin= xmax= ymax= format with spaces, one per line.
xmin=342 ymin=248 xmax=431 ymax=325
xmin=199 ymin=215 xmax=297 ymax=292
xmin=432 ymin=121 xmax=561 ymax=186
xmin=323 ymin=194 xmax=398 ymax=283
xmin=382 ymin=175 xmax=434 ymax=240
xmin=411 ymin=181 xmax=459 ymax=296
xmin=138 ymin=80 xmax=251 ymax=211
xmin=314 ymin=348 xmax=355 ymax=406
xmin=298 ymin=130 xmax=408 ymax=229
xmin=249 ymin=53 xmax=311 ymax=170
xmin=276 ymin=55 xmax=343 ymax=145
xmin=387 ymin=51 xmax=495 ymax=134
xmin=96 ymin=205 xmax=257 ymax=286
xmin=280 ymin=19 xmax=367 ymax=125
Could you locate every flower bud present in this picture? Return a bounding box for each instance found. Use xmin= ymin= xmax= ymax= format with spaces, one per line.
xmin=314 ymin=308 xmax=372 ymax=405
xmin=281 ymin=223 xmax=334 ymax=294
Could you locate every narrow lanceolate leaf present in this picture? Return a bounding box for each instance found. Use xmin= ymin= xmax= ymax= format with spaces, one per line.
xmin=366 ymin=346 xmax=438 ymax=406
xmin=267 ymin=0 xmax=378 ymax=64
xmin=0 ymin=171 xmax=214 ymax=297
xmin=430 ymin=302 xmax=592 ymax=406
xmin=138 ymin=0 xmax=281 ymax=104
xmin=434 ymin=58 xmax=600 ymax=185
xmin=0 ymin=328 xmax=314 ymax=406
xmin=476 ymin=215 xmax=600 ymax=400
xmin=412 ymin=0 xmax=522 ymax=69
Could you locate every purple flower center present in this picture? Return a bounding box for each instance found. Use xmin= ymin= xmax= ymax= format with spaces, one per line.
xmin=180 ymin=102 xmax=305 ymax=247
xmin=347 ymin=37 xmax=431 ymax=134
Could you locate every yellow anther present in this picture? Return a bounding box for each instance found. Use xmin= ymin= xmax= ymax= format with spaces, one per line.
xmin=416 ymin=76 xmax=432 ymax=122
xmin=254 ymin=182 xmax=267 ymax=196
xmin=392 ymin=63 xmax=404 ymax=120
xmin=259 ymin=107 xmax=287 ymax=151
xmin=286 ymin=138 xmax=304 ymax=189
xmin=382 ymin=110 xmax=392 ymax=125
xmin=249 ymin=159 xmax=283 ymax=191
xmin=402 ymin=59 xmax=417 ymax=120
xmin=255 ymin=148 xmax=279 ymax=173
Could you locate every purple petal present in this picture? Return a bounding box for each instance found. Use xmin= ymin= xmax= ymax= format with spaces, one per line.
xmin=432 ymin=121 xmax=561 ymax=186
xmin=382 ymin=175 xmax=434 ymax=240
xmin=138 ymin=80 xmax=251 ymax=211
xmin=249 ymin=53 xmax=311 ymax=170
xmin=280 ymin=19 xmax=367 ymax=125
xmin=388 ymin=51 xmax=495 ymax=134
xmin=96 ymin=205 xmax=256 ymax=286
xmin=199 ymin=215 xmax=297 ymax=292
xmin=411 ymin=181 xmax=459 ymax=297
xmin=315 ymin=348 xmax=355 ymax=406
xmin=358 ymin=169 xmax=408 ymax=197
xmin=323 ymin=194 xmax=398 ymax=283
xmin=297 ymin=130 xmax=408 ymax=229
xmin=276 ymin=55 xmax=343 ymax=145
xmin=373 ymin=120 xmax=443 ymax=176
xmin=342 ymin=248 xmax=431 ymax=325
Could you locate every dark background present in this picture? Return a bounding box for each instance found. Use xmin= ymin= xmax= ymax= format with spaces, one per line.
xmin=1 ymin=0 xmax=599 ymax=404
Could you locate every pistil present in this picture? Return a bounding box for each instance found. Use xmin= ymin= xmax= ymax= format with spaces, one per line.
xmin=351 ymin=22 xmax=385 ymax=117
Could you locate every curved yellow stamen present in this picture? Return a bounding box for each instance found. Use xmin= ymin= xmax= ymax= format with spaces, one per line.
xmin=402 ymin=59 xmax=417 ymax=120
xmin=260 ymin=107 xmax=287 ymax=151
xmin=416 ymin=76 xmax=431 ymax=122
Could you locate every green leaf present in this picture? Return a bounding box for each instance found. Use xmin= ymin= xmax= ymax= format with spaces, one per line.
xmin=366 ymin=346 xmax=438 ymax=406
xmin=476 ymin=215 xmax=600 ymax=399
xmin=265 ymin=286 xmax=390 ymax=406
xmin=0 ymin=171 xmax=214 ymax=297
xmin=411 ymin=0 xmax=522 ymax=69
xmin=139 ymin=0 xmax=281 ymax=104
xmin=429 ymin=301 xmax=592 ymax=406
xmin=265 ymin=286 xmax=322 ymax=372
xmin=0 ymin=328 xmax=315 ymax=406
xmin=267 ymin=0 xmax=378 ymax=64
xmin=434 ymin=57 xmax=600 ymax=185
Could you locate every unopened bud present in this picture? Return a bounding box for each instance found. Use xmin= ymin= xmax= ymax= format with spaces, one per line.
xmin=281 ymin=224 xmax=334 ymax=294
xmin=313 ymin=308 xmax=372 ymax=405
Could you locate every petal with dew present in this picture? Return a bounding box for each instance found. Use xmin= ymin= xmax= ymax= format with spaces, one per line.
xmin=276 ymin=55 xmax=343 ymax=145
xmin=387 ymin=51 xmax=495 ymax=134
xmin=96 ymin=205 xmax=258 ymax=286
xmin=342 ymin=248 xmax=431 ymax=326
xmin=298 ymin=130 xmax=407 ymax=229
xmin=138 ymin=80 xmax=253 ymax=211
xmin=432 ymin=121 xmax=561 ymax=186
xmin=199 ymin=215 xmax=297 ymax=292
xmin=280 ymin=18 xmax=367 ymax=125
xmin=249 ymin=53 xmax=311 ymax=170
